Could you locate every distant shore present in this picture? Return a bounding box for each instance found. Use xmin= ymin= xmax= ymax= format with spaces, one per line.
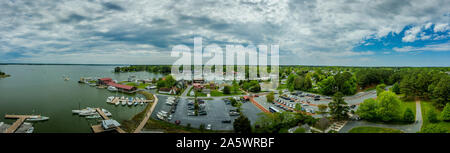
xmin=0 ymin=74 xmax=10 ymax=78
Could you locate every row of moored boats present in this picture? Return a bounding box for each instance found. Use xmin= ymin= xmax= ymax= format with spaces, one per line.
xmin=72 ymin=107 xmax=112 ymax=119
xmin=106 ymin=96 xmax=146 ymax=106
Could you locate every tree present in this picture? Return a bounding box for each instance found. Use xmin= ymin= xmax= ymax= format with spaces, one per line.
xmin=403 ymin=108 xmax=415 ymax=123
xmin=328 ymin=92 xmax=349 ymax=120
xmin=294 ymin=103 xmax=302 ymax=112
xmin=319 ymin=76 xmax=336 ymax=96
xmin=420 ymin=124 xmax=448 ymax=133
xmin=376 ymin=83 xmax=387 ymax=96
xmin=441 ymin=103 xmax=450 ymax=122
xmin=317 ymin=104 xmax=328 ymax=117
xmin=266 ymin=92 xmax=274 ymax=103
xmin=392 ymin=82 xmax=400 ymax=94
xmin=114 ymin=67 xmax=121 ymax=72
xmin=356 ymin=98 xmax=378 ymax=121
xmin=233 ymin=115 xmax=252 ymax=133
xmin=376 ymin=91 xmax=402 ymax=122
xmin=428 ymin=109 xmax=439 ymax=123
xmin=223 ymin=86 xmax=231 ymax=94
xmin=232 ymin=80 xmax=240 ymax=94
xmin=432 ymin=76 xmax=450 ymax=108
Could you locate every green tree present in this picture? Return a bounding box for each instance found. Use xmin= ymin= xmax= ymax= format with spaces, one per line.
xmin=328 ymin=92 xmax=349 ymax=120
xmin=420 ymin=124 xmax=448 ymax=133
xmin=441 ymin=103 xmax=450 ymax=122
xmin=233 ymin=115 xmax=252 ymax=133
xmin=376 ymin=83 xmax=387 ymax=96
xmin=317 ymin=104 xmax=328 ymax=117
xmin=223 ymin=86 xmax=231 ymax=94
xmin=403 ymin=108 xmax=415 ymax=123
xmin=319 ymin=76 xmax=336 ymax=96
xmin=391 ymin=82 xmax=400 ymax=94
xmin=432 ymin=76 xmax=450 ymax=108
xmin=428 ymin=109 xmax=439 ymax=123
xmin=294 ymin=103 xmax=302 ymax=112
xmin=356 ymin=98 xmax=378 ymax=121
xmin=266 ymin=92 xmax=275 ymax=103
xmin=199 ymin=124 xmax=206 ymax=132
xmin=376 ymin=91 xmax=402 ymax=122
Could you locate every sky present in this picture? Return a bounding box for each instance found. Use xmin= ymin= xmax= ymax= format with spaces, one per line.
xmin=0 ymin=0 xmax=449 ymax=66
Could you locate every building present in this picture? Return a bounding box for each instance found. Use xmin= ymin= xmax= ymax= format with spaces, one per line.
xmin=98 ymin=78 xmax=137 ymax=93
xmin=101 ymin=119 xmax=121 ymax=130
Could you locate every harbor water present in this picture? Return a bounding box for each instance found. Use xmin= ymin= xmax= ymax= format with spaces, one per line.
xmin=0 ymin=65 xmax=163 ymax=133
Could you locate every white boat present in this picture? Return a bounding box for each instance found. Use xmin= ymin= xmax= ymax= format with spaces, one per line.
xmin=102 ymin=109 xmax=112 ymax=116
xmin=107 ymin=86 xmax=118 ymax=91
xmin=86 ymin=115 xmax=101 ymax=119
xmin=127 ymin=97 xmax=133 ymax=106
xmin=26 ymin=116 xmax=49 ymax=121
xmin=121 ymin=96 xmax=126 ymax=105
xmin=26 ymin=127 xmax=34 ymax=133
xmin=106 ymin=96 xmax=114 ymax=103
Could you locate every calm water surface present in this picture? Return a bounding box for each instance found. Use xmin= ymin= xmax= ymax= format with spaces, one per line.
xmin=0 ymin=65 xmax=163 ymax=133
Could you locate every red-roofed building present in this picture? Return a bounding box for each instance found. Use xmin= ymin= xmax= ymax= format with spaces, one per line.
xmin=98 ymin=78 xmax=113 ymax=85
xmin=98 ymin=78 xmax=137 ymax=93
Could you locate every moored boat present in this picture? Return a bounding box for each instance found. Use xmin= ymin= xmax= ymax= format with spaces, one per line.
xmin=26 ymin=116 xmax=49 ymax=121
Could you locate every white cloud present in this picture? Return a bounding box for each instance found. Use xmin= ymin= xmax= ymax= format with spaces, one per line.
xmin=393 ymin=42 xmax=450 ymax=52
xmin=0 ymin=0 xmax=449 ymax=66
xmin=434 ymin=23 xmax=449 ymax=32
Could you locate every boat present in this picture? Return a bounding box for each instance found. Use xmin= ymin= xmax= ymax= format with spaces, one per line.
xmin=26 ymin=116 xmax=50 ymax=121
xmin=72 ymin=107 xmax=95 ymax=114
xmin=121 ymin=96 xmax=126 ymax=105
xmin=102 ymin=109 xmax=112 ymax=116
xmin=106 ymin=96 xmax=114 ymax=103
xmin=127 ymin=97 xmax=133 ymax=106
xmin=26 ymin=127 xmax=34 ymax=133
xmin=85 ymin=115 xmax=101 ymax=119
xmin=107 ymin=86 xmax=118 ymax=91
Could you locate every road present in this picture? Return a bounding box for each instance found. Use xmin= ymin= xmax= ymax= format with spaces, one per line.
xmin=339 ymin=101 xmax=423 ymax=133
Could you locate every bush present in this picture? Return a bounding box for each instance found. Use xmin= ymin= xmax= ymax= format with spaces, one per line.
xmin=294 ymin=127 xmax=306 ymax=133
xmin=266 ymin=92 xmax=274 ymax=103
xmin=403 ymin=108 xmax=415 ymax=123
xmin=420 ymin=124 xmax=448 ymax=133
xmin=223 ymin=86 xmax=231 ymax=94
xmin=428 ymin=110 xmax=439 ymax=123
xmin=441 ymin=103 xmax=450 ymax=122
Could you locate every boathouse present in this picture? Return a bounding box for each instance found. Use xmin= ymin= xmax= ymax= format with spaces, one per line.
xmin=98 ymin=78 xmax=137 ymax=93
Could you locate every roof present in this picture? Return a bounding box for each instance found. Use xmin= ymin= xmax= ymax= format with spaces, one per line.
xmin=99 ymin=78 xmax=113 ymax=81
xmin=107 ymin=82 xmax=135 ymax=90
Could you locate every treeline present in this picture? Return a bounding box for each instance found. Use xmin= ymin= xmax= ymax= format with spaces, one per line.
xmin=0 ymin=70 xmax=5 ymax=75
xmin=114 ymin=65 xmax=172 ymax=74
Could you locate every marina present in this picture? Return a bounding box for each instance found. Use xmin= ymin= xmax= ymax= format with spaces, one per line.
xmin=2 ymin=114 xmax=47 ymax=133
xmin=0 ymin=65 xmax=163 ymax=133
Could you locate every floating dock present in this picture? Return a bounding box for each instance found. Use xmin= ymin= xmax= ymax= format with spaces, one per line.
xmin=3 ymin=115 xmax=39 ymax=133
xmin=91 ymin=108 xmax=126 ymax=133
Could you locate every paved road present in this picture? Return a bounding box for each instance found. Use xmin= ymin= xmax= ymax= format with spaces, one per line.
xmin=339 ymin=101 xmax=423 ymax=133
xmin=181 ymin=85 xmax=192 ymax=97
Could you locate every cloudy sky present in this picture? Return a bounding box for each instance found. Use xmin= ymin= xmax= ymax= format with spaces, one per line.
xmin=0 ymin=0 xmax=449 ymax=66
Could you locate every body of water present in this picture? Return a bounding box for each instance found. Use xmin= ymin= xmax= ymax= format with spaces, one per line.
xmin=0 ymin=65 xmax=163 ymax=133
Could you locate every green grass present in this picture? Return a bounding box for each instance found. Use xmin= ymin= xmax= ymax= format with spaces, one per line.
xmin=125 ymin=82 xmax=149 ymax=89
xmin=421 ymin=101 xmax=450 ymax=132
xmin=349 ymin=126 xmax=403 ymax=133
xmin=210 ymin=90 xmax=243 ymax=97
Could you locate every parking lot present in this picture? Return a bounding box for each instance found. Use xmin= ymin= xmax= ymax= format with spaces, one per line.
xmin=151 ymin=95 xmax=262 ymax=131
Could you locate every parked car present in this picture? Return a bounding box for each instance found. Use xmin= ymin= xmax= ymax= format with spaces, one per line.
xmin=206 ymin=124 xmax=212 ymax=130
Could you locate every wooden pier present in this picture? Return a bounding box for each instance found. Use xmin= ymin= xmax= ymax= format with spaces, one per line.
xmin=91 ymin=108 xmax=126 ymax=133
xmin=3 ymin=115 xmax=39 ymax=133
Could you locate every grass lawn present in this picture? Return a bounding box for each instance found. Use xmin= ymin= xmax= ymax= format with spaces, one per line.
xmin=210 ymin=90 xmax=243 ymax=97
xmin=421 ymin=101 xmax=450 ymax=132
xmin=349 ymin=126 xmax=403 ymax=133
xmin=125 ymin=82 xmax=148 ymax=89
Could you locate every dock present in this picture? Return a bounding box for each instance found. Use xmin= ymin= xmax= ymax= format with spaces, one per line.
xmin=3 ymin=115 xmax=39 ymax=133
xmin=108 ymin=97 xmax=153 ymax=105
xmin=91 ymin=108 xmax=126 ymax=133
